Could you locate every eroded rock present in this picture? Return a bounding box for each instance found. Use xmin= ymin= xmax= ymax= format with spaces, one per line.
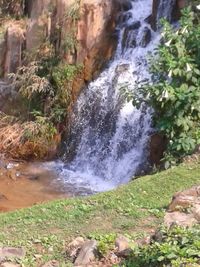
xmin=139 ymin=27 xmax=151 ymax=48
xmin=168 ymin=186 xmax=200 ymax=212
xmin=115 ymin=235 xmax=130 ymax=253
xmin=164 ymin=211 xmax=198 ymax=228
xmin=66 ymin=236 xmax=85 ymax=260
xmin=74 ymin=240 xmax=97 ymax=266
xmin=0 ymin=247 xmax=25 ymax=261
xmin=4 ymin=24 xmax=25 ymax=77
xmin=0 ymin=263 xmax=20 ymax=267
xmin=165 ymin=185 xmax=200 ymax=227
xmin=41 ymin=260 xmax=59 ymax=267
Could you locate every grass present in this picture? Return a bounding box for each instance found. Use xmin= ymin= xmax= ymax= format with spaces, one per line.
xmin=0 ymin=162 xmax=200 ymax=266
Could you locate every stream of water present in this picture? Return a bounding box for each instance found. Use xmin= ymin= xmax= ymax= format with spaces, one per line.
xmin=44 ymin=0 xmax=163 ymax=195
xmin=0 ymin=0 xmax=179 ymax=211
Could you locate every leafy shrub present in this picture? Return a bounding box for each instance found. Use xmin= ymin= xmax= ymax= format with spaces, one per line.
xmin=122 ymin=225 xmax=200 ymax=267
xmin=8 ymin=43 xmax=82 ymax=158
xmin=132 ymin=7 xmax=200 ymax=165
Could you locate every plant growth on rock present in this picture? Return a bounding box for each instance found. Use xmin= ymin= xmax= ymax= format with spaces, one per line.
xmin=132 ymin=6 xmax=200 ymax=166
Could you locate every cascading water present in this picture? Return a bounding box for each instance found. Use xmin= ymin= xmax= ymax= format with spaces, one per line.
xmin=156 ymin=0 xmax=176 ymax=27
xmin=46 ymin=0 xmax=163 ymax=195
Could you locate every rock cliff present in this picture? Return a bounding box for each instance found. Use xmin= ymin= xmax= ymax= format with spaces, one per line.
xmin=0 ymin=0 xmax=118 ymax=97
xmin=0 ymin=0 xmax=187 ymax=94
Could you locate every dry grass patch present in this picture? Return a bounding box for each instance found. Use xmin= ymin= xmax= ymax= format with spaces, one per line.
xmin=0 ymin=112 xmax=59 ymax=159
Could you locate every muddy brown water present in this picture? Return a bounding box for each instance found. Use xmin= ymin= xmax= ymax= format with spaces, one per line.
xmin=0 ymin=161 xmax=68 ymax=212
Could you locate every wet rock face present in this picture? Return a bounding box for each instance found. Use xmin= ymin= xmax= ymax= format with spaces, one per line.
xmin=139 ymin=26 xmax=151 ymax=48
xmin=116 ymin=0 xmax=132 ymax=12
xmin=151 ymin=0 xmax=188 ymax=30
xmin=149 ymin=133 xmax=167 ymax=166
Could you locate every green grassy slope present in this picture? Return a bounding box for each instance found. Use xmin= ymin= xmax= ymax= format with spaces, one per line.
xmin=0 ymin=162 xmax=200 ymax=266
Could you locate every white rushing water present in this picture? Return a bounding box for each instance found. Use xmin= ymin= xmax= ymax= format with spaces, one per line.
xmin=44 ymin=0 xmax=172 ymax=195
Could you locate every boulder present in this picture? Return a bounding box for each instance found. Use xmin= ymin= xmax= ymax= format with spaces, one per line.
xmin=66 ymin=236 xmax=85 ymax=260
xmin=168 ymin=186 xmax=200 ymax=212
xmin=164 ymin=185 xmax=200 ymax=228
xmin=164 ymin=211 xmax=198 ymax=228
xmin=74 ymin=240 xmax=97 ymax=266
xmin=139 ymin=27 xmax=151 ymax=48
xmin=115 ymin=64 xmax=130 ymax=75
xmin=0 ymin=247 xmax=25 ymax=261
xmin=115 ymin=235 xmax=133 ymax=258
xmin=41 ymin=260 xmax=59 ymax=267
xmin=0 ymin=263 xmax=20 ymax=267
xmin=127 ymin=21 xmax=141 ymax=31
xmin=115 ymin=235 xmax=130 ymax=253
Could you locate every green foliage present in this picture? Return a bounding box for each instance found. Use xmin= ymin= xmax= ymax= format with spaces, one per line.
xmin=11 ymin=42 xmax=82 ymax=127
xmin=0 ymin=161 xmax=200 ymax=266
xmin=11 ymin=62 xmax=53 ymax=100
xmin=24 ymin=111 xmax=57 ymax=142
xmin=88 ymin=233 xmax=117 ymax=256
xmin=66 ymin=1 xmax=81 ymax=21
xmin=122 ymin=225 xmax=200 ymax=267
xmin=62 ymin=31 xmax=77 ymax=53
xmin=132 ymin=7 xmax=200 ymax=165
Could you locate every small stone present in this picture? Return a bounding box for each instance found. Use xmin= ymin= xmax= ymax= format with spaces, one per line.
xmin=115 ymin=235 xmax=130 ymax=253
xmin=115 ymin=64 xmax=130 ymax=75
xmin=0 ymin=263 xmax=20 ymax=267
xmin=136 ymin=236 xmax=151 ymax=246
xmin=42 ymin=260 xmax=59 ymax=267
xmin=192 ymin=204 xmax=200 ymax=221
xmin=151 ymin=230 xmax=164 ymax=243
xmin=34 ymin=254 xmax=42 ymax=259
xmin=74 ymin=240 xmax=97 ymax=266
xmin=66 ymin=237 xmax=85 ymax=260
xmin=48 ymin=247 xmax=53 ymax=253
xmin=68 ymin=237 xmax=85 ymax=248
xmin=0 ymin=247 xmax=25 ymax=260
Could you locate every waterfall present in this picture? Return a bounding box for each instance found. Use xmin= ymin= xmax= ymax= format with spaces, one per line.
xmin=156 ymin=0 xmax=176 ymax=27
xmin=45 ymin=0 xmax=165 ymax=195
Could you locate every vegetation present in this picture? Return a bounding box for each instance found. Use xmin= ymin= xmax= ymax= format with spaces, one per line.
xmin=0 ymin=162 xmax=199 ymax=266
xmin=0 ymin=0 xmax=24 ymax=18
xmin=0 ymin=0 xmax=82 ymax=159
xmin=6 ymin=42 xmax=82 ymax=158
xmin=122 ymin=225 xmax=200 ymax=267
xmin=132 ymin=6 xmax=200 ymax=166
xmin=0 ymin=111 xmax=58 ymax=159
